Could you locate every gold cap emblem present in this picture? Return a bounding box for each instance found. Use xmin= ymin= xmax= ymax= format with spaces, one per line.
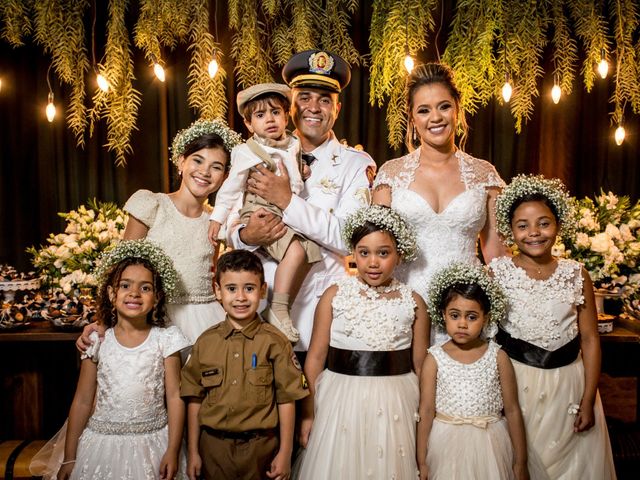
xmin=308 ymin=52 xmax=334 ymax=74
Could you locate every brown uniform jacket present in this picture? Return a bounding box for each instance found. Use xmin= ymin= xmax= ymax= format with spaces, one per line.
xmin=181 ymin=316 xmax=308 ymax=432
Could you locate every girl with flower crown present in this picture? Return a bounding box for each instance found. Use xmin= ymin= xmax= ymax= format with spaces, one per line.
xmin=490 ymin=175 xmax=616 ymax=479
xmin=417 ymin=263 xmax=534 ymax=480
xmin=31 ymin=240 xmax=190 ymax=479
xmin=78 ymin=119 xmax=242 ymax=347
xmin=294 ymin=205 xmax=430 ymax=479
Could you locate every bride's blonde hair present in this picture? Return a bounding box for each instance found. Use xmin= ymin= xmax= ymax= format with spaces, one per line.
xmin=405 ymin=63 xmax=468 ymax=152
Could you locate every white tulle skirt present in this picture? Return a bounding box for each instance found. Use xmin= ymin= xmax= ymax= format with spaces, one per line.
xmin=512 ymin=357 xmax=617 ymax=480
xmin=30 ymin=421 xmax=187 ymax=480
xmin=294 ymin=369 xmax=419 ymax=480
xmin=426 ymin=417 xmax=515 ymax=479
xmin=166 ymin=300 xmax=225 ymax=345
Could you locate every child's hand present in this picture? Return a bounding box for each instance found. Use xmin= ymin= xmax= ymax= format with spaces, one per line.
xmin=75 ymin=322 xmax=104 ymax=353
xmin=301 ymin=164 xmax=311 ymax=181
xmin=159 ymin=451 xmax=178 ymax=480
xmin=513 ymin=461 xmax=530 ymax=480
xmin=418 ymin=461 xmax=429 ymax=480
xmin=266 ymin=449 xmax=291 ymax=480
xmin=208 ymin=220 xmax=221 ymax=247
xmin=298 ymin=416 xmax=314 ymax=448
xmin=57 ymin=462 xmax=75 ymax=480
xmin=187 ymin=450 xmax=202 ymax=480
xmin=574 ymin=403 xmax=596 ymax=432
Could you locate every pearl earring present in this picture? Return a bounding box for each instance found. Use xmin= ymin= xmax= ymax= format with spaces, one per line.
xmin=412 ymin=126 xmax=417 ymax=142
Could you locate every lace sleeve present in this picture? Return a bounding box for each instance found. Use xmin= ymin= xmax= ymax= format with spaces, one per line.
xmin=80 ymin=331 xmax=102 ymax=363
xmin=123 ymin=190 xmax=160 ymax=228
xmin=458 ymin=152 xmax=505 ymax=190
xmin=373 ymin=153 xmax=417 ymax=191
xmin=568 ymin=260 xmax=585 ymax=306
xmin=158 ymin=325 xmax=191 ymax=357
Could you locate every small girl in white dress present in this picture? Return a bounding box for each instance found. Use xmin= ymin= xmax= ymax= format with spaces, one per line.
xmin=295 ymin=205 xmax=430 ymax=479
xmin=33 ymin=240 xmax=190 ymax=479
xmin=417 ymin=262 xmax=530 ymax=480
xmin=491 ymin=174 xmax=616 ymax=479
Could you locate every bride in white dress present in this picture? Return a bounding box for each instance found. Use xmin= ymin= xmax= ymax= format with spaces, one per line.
xmin=373 ymin=63 xmax=508 ymax=344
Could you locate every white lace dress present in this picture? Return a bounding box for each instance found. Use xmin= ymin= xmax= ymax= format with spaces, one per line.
xmin=490 ymin=257 xmax=616 ymax=480
xmin=427 ymin=342 xmax=515 ymax=479
xmin=374 ymin=148 xmax=504 ymax=344
xmin=31 ymin=327 xmax=190 ymax=480
xmin=125 ymin=190 xmax=225 ymax=343
xmin=295 ymin=276 xmax=420 ymax=479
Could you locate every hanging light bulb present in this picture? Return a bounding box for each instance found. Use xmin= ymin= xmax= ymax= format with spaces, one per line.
xmin=551 ymin=84 xmax=561 ymax=104
xmin=153 ymin=62 xmax=165 ymax=82
xmin=597 ymin=49 xmax=609 ymax=79
xmin=96 ymin=72 xmax=109 ymax=92
xmin=403 ymin=46 xmax=414 ymax=74
xmin=0 ymin=77 xmax=3 ymax=92
xmin=208 ymin=58 xmax=219 ymax=78
xmin=615 ymin=125 xmax=625 ymax=145
xmin=45 ymin=91 xmax=56 ymax=122
xmin=502 ymin=73 xmax=513 ymax=102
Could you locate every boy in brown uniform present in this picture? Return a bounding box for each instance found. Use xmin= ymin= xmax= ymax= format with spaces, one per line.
xmin=181 ymin=250 xmax=308 ymax=480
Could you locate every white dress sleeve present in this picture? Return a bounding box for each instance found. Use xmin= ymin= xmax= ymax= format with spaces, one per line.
xmin=123 ymin=190 xmax=160 ymax=228
xmin=158 ymin=325 xmax=190 ymax=357
xmin=80 ymin=331 xmax=102 ymax=362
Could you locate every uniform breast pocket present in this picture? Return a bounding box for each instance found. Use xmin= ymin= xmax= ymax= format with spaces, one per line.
xmin=201 ymin=366 xmax=224 ymax=404
xmin=246 ymin=366 xmax=274 ymax=404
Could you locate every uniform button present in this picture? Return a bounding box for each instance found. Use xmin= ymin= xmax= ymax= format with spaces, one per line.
xmin=232 ymin=379 xmax=237 ymax=385
xmin=234 ymin=353 xmax=239 ymax=358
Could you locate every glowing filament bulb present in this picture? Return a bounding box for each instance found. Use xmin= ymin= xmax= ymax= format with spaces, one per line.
xmin=598 ymin=58 xmax=609 ymax=79
xmin=153 ymin=63 xmax=165 ymax=82
xmin=403 ymin=54 xmax=414 ymax=74
xmin=45 ymin=92 xmax=56 ymax=122
xmin=208 ymin=58 xmax=219 ymax=78
xmin=96 ymin=73 xmax=109 ymax=92
xmin=502 ymin=81 xmax=513 ymax=102
xmin=551 ymin=84 xmax=561 ymax=104
xmin=615 ymin=125 xmax=625 ymax=145
xmin=0 ymin=77 xmax=3 ymax=92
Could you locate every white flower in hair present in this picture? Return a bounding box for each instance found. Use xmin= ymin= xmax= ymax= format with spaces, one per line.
xmin=170 ymin=118 xmax=243 ymax=166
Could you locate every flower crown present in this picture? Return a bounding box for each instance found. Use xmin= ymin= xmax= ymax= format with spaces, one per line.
xmin=495 ymin=174 xmax=576 ymax=245
xmin=427 ymin=262 xmax=506 ymax=336
xmin=170 ymin=118 xmax=243 ymax=166
xmin=95 ymin=240 xmax=179 ymax=301
xmin=342 ymin=205 xmax=418 ymax=261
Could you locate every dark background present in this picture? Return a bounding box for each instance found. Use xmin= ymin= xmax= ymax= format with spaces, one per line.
xmin=1 ymin=1 xmax=637 ymax=271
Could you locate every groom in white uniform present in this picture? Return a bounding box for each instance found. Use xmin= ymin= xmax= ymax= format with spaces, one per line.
xmin=231 ymin=49 xmax=375 ymax=362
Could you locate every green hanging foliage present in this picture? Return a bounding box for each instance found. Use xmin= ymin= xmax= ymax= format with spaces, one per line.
xmin=288 ymin=0 xmax=321 ymax=52
xmin=322 ymin=0 xmax=361 ymax=66
xmin=33 ymin=0 xmax=90 ymax=146
xmin=550 ymin=0 xmax=578 ymax=96
xmin=187 ymin=0 xmax=227 ymax=119
xmin=104 ymin=0 xmax=142 ymax=166
xmin=229 ymin=0 xmax=273 ymax=88
xmin=369 ymin=0 xmax=436 ymax=147
xmin=133 ymin=0 xmax=191 ymax=62
xmin=611 ymin=0 xmax=640 ymax=125
xmin=0 ymin=0 xmax=33 ymax=47
xmin=443 ymin=0 xmax=501 ymax=114
xmin=567 ymin=0 xmax=610 ymax=92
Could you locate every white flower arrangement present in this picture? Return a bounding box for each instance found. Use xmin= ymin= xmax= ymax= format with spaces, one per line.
xmin=495 ymin=174 xmax=576 ymax=245
xmin=27 ymin=200 xmax=127 ymax=294
xmin=170 ymin=118 xmax=243 ymax=165
xmin=560 ymin=191 xmax=640 ymax=316
xmin=342 ymin=205 xmax=418 ymax=261
xmin=95 ymin=240 xmax=178 ymax=301
xmin=427 ymin=262 xmax=507 ymax=334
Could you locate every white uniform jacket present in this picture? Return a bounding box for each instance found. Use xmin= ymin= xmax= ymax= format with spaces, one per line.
xmin=230 ymin=131 xmax=375 ymax=351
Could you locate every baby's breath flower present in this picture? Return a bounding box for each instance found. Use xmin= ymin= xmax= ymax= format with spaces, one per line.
xmin=342 ymin=205 xmax=418 ymax=261
xmin=495 ymin=174 xmax=575 ymax=245
xmin=96 ymin=240 xmax=179 ymax=301
xmin=427 ymin=262 xmax=507 ymax=335
xmin=170 ymin=118 xmax=243 ymax=166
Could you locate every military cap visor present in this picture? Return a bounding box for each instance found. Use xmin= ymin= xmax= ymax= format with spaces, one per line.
xmin=282 ymin=50 xmax=351 ymax=93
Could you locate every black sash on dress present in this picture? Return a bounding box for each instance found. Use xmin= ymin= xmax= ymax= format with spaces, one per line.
xmin=327 ymin=346 xmax=412 ymax=376
xmin=496 ymin=327 xmax=580 ymax=369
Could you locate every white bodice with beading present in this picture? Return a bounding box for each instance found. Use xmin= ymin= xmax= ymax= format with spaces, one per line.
xmin=124 ymin=190 xmax=214 ymax=304
xmin=88 ymin=327 xmax=189 ymax=425
xmin=430 ymin=341 xmax=503 ymax=417
xmin=330 ymin=276 xmax=416 ymax=351
xmin=490 ymin=257 xmax=585 ymax=350
xmin=374 ymin=149 xmax=504 ymax=304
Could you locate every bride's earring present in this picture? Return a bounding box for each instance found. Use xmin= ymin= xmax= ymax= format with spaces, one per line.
xmin=412 ymin=126 xmax=418 ymax=143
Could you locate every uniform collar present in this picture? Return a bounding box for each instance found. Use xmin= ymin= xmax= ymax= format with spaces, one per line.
xmin=221 ymin=315 xmax=262 ymax=339
xmin=295 ymin=130 xmax=342 ymax=166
